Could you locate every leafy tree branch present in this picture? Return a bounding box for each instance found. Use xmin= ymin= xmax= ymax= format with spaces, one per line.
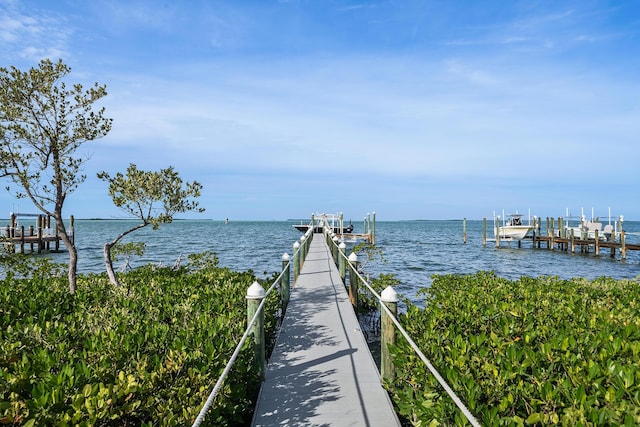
xmin=98 ymin=163 xmax=204 ymax=286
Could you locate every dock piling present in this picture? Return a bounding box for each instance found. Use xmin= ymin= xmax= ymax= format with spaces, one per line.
xmin=299 ymin=235 xmax=306 ymax=269
xmin=381 ymin=286 xmax=398 ymax=383
xmin=338 ymin=242 xmax=346 ymax=282
xmin=463 ymin=218 xmax=467 ymax=244
xmin=246 ymin=281 xmax=266 ymax=380
xmin=281 ymin=253 xmax=290 ymax=315
xmin=482 ymin=218 xmax=487 ymax=245
xmin=372 ymin=212 xmax=376 ymax=244
xmin=348 ymin=252 xmax=359 ymax=308
xmin=332 ymin=236 xmax=340 ymax=265
xmin=293 ymin=241 xmax=300 ymax=283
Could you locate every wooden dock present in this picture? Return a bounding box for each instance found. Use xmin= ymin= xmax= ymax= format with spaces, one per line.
xmin=3 ymin=213 xmax=69 ymax=254
xmin=479 ymin=216 xmax=640 ymax=260
xmin=532 ymin=233 xmax=640 ymax=258
xmin=251 ymin=233 xmax=400 ymax=426
xmin=528 ymin=216 xmax=640 ymax=259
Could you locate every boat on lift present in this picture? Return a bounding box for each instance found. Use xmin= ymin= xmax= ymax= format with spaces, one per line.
xmin=560 ymin=208 xmax=620 ymax=241
xmin=293 ymin=213 xmax=354 ymax=234
xmin=494 ymin=211 xmax=535 ymax=241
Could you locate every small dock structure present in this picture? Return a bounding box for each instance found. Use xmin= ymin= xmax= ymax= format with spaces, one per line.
xmin=477 ymin=214 xmax=640 ymax=260
xmin=251 ymin=231 xmax=399 ymax=426
xmin=3 ymin=213 xmax=72 ymax=254
xmin=293 ymin=212 xmax=377 ymax=244
xmin=530 ymin=216 xmax=640 ymax=259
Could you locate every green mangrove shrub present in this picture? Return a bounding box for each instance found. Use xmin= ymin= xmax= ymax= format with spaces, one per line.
xmin=0 ymin=255 xmax=281 ymax=426
xmin=388 ymin=272 xmax=640 ymax=426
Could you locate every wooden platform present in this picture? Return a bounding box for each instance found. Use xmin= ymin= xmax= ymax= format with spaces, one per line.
xmin=3 ymin=233 xmax=63 ymax=253
xmin=4 ymin=213 xmax=68 ymax=254
xmin=532 ymin=233 xmax=640 ymax=258
xmin=251 ymin=234 xmax=400 ymax=426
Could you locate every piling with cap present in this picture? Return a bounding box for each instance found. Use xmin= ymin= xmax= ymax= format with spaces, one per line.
xmin=299 ymin=235 xmax=306 ymax=268
xmin=348 ymin=252 xmax=359 ymax=308
xmin=463 ymin=218 xmax=467 ymax=244
xmin=339 ymin=242 xmax=346 ymax=282
xmin=281 ymin=253 xmax=290 ymax=315
xmin=293 ymin=241 xmax=300 ymax=282
xmin=246 ymin=281 xmax=265 ymax=380
xmin=381 ymin=286 xmax=398 ymax=383
xmin=372 ymin=212 xmax=376 ymax=244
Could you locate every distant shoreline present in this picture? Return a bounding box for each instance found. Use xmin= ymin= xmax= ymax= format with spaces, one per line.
xmin=2 ymin=217 xmax=639 ymax=222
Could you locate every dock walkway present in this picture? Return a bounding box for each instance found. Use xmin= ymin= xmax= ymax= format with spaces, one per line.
xmin=251 ymin=233 xmax=400 ymax=426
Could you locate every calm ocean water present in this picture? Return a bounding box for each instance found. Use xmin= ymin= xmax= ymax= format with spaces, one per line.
xmin=11 ymin=219 xmax=640 ymax=303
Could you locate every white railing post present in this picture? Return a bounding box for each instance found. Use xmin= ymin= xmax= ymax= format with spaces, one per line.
xmin=299 ymin=235 xmax=306 ymax=267
xmin=338 ymin=242 xmax=346 ymax=282
xmin=293 ymin=241 xmax=300 ymax=282
xmin=381 ymin=286 xmax=398 ymax=383
xmin=348 ymin=252 xmax=359 ymax=308
xmin=281 ymin=253 xmax=290 ymax=314
xmin=247 ymin=281 xmax=265 ymax=380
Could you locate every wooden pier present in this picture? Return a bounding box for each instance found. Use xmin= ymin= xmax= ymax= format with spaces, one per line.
xmin=531 ymin=232 xmax=640 ymax=258
xmin=251 ymin=233 xmax=399 ymax=426
xmin=3 ymin=213 xmax=71 ymax=254
xmin=298 ymin=212 xmax=376 ymax=244
xmin=480 ymin=216 xmax=640 ymax=260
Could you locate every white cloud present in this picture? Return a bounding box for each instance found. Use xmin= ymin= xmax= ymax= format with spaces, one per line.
xmin=0 ymin=2 xmax=71 ymax=63
xmin=90 ymin=46 xmax=640 ymax=187
xmin=3 ymin=0 xmax=640 ymax=219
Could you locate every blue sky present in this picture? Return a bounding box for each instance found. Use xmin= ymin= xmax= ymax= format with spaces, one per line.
xmin=1 ymin=0 xmax=639 ymax=220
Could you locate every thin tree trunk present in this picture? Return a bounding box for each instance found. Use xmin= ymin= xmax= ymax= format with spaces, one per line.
xmin=54 ymin=214 xmax=77 ymax=294
xmin=67 ymin=244 xmax=78 ymax=293
xmin=104 ymin=242 xmax=119 ymax=286
xmin=104 ymin=222 xmax=148 ymax=286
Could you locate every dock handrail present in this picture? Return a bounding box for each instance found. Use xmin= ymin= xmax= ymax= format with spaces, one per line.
xmin=191 ymin=237 xmax=307 ymax=427
xmin=326 ymin=229 xmax=481 ymax=427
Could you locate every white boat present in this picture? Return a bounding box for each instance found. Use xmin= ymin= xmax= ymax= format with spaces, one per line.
xmin=564 ymin=216 xmax=605 ymax=240
xmin=494 ymin=212 xmax=534 ymax=241
xmin=293 ymin=213 xmax=353 ymax=234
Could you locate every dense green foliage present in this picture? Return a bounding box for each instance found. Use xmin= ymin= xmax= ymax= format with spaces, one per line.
xmin=388 ymin=272 xmax=640 ymax=426
xmin=0 ymin=254 xmax=281 ymax=426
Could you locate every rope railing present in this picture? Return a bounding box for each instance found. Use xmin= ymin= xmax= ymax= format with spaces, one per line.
xmin=326 ymin=231 xmax=481 ymax=427
xmin=191 ymin=252 xmax=295 ymax=427
xmin=192 ymin=228 xmax=316 ymax=426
